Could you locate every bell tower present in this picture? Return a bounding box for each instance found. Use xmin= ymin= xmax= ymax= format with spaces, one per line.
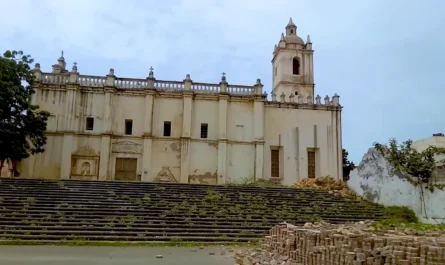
xmin=272 ymin=18 xmax=314 ymax=101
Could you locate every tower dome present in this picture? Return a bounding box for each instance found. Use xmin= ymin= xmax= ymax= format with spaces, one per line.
xmin=284 ymin=18 xmax=304 ymax=45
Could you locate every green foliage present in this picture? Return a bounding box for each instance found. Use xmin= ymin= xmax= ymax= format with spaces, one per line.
xmin=0 ymin=50 xmax=49 ymax=174
xmin=373 ymin=206 xmax=445 ymax=231
xmin=342 ymin=149 xmax=355 ymax=178
xmin=374 ymin=138 xmax=445 ymax=183
xmin=383 ymin=206 xmax=419 ymax=223
xmin=202 ymin=189 xmax=227 ymax=203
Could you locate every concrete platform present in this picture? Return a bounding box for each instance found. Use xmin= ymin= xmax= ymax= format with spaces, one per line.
xmin=0 ymin=246 xmax=235 ymax=265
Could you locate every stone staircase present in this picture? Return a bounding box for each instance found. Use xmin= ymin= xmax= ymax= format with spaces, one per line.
xmin=0 ymin=178 xmax=385 ymax=244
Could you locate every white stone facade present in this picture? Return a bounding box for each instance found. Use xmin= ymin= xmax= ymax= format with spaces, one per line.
xmin=6 ymin=19 xmax=343 ymax=184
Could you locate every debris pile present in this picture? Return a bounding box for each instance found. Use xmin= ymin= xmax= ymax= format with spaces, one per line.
xmin=234 ymin=221 xmax=445 ymax=265
xmin=291 ymin=176 xmax=358 ymax=198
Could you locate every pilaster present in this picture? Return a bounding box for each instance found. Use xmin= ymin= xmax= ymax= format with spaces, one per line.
xmin=253 ymin=92 xmax=265 ymax=180
xmin=99 ymin=69 xmax=115 ymax=180
xmin=217 ymin=139 xmax=227 ymax=184
xmin=336 ymin=109 xmax=343 ymax=180
xmin=60 ymin=65 xmax=79 ymax=179
xmin=217 ymin=91 xmax=229 ymax=183
xmin=99 ymin=136 xmax=111 ymax=180
xmin=142 ymin=90 xmax=155 ymax=182
xmin=180 ymin=90 xmax=193 ymax=183
xmin=254 ymin=141 xmax=264 ymax=180
xmin=60 ymin=134 xmax=73 ymax=179
xmin=253 ymin=78 xmax=265 ymax=180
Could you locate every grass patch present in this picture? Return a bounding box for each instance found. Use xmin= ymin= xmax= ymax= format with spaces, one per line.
xmin=373 ymin=206 xmax=445 ymax=231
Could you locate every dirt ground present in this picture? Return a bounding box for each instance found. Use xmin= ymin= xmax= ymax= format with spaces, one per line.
xmin=0 ymin=245 xmax=237 ymax=265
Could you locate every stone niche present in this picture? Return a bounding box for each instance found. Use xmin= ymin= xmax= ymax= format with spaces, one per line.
xmin=71 ymin=145 xmax=100 ymax=180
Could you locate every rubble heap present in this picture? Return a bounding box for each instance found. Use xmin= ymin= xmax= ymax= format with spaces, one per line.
xmin=291 ymin=177 xmax=358 ymax=198
xmin=235 ymin=221 xmax=445 ymax=265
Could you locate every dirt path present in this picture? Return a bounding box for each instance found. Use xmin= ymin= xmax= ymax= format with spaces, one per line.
xmin=0 ymin=245 xmax=237 ymax=265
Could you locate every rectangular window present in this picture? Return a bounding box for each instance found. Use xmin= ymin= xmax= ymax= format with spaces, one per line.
xmin=308 ymin=151 xmax=316 ymax=179
xmin=125 ymin=119 xmax=133 ymax=135
xmin=163 ymin=121 xmax=171 ymax=137
xmin=200 ymin=123 xmax=208 ymax=138
xmin=271 ymin=149 xmax=279 ymax=178
xmin=86 ymin=117 xmax=94 ymax=131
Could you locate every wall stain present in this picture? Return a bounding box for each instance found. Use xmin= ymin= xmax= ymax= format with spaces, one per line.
xmin=189 ymin=171 xmax=217 ymax=185
xmin=170 ymin=142 xmax=181 ymax=152
xmin=360 ymin=183 xmax=380 ymax=201
xmin=207 ymin=142 xmax=218 ymax=148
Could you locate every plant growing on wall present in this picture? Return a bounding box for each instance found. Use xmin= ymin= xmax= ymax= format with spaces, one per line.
xmin=0 ymin=50 xmax=49 ymax=176
xmin=342 ymin=149 xmax=356 ymax=181
xmin=374 ymin=138 xmax=445 ymax=183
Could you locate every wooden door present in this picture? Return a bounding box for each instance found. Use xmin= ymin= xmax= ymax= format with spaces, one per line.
xmin=115 ymin=158 xmax=138 ymax=181
xmin=271 ymin=149 xmax=280 ymax=178
xmin=307 ymin=151 xmax=316 ymax=179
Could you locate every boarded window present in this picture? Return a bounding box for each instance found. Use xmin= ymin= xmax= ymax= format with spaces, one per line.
xmin=163 ymin=121 xmax=171 ymax=137
xmin=271 ymin=149 xmax=279 ymax=178
xmin=125 ymin=119 xmax=133 ymax=135
xmin=200 ymin=123 xmax=208 ymax=138
xmin=115 ymin=158 xmax=138 ymax=181
xmin=308 ymin=151 xmax=316 ymax=179
xmin=86 ymin=117 xmax=94 ymax=131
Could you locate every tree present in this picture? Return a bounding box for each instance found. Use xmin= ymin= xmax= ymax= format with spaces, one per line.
xmin=342 ymin=148 xmax=356 ymax=181
xmin=374 ymin=138 xmax=445 ymax=183
xmin=0 ymin=50 xmax=49 ymax=176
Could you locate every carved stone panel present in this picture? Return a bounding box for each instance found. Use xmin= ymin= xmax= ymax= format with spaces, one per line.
xmin=71 ymin=145 xmax=100 ymax=180
xmin=155 ymin=167 xmax=177 ymax=183
xmin=112 ymin=141 xmax=142 ymax=154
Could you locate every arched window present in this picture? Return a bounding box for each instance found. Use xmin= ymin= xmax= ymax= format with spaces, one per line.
xmin=293 ymin=57 xmax=300 ymax=75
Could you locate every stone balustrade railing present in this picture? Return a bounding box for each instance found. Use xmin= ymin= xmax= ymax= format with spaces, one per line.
xmin=33 ymin=65 xmax=260 ymax=96
xmin=270 ymin=91 xmax=341 ymax=107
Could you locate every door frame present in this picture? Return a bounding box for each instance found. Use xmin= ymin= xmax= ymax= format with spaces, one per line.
xmin=110 ymin=153 xmax=142 ymax=181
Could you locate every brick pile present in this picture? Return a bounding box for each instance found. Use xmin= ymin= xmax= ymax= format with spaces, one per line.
xmin=235 ymin=221 xmax=445 ymax=265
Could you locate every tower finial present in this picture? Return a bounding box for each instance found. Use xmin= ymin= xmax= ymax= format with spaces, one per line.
xmin=288 ymin=18 xmax=295 ymax=26
xmin=61 ymin=50 xmax=64 ymax=58
xmin=306 ymin=35 xmax=312 ymax=44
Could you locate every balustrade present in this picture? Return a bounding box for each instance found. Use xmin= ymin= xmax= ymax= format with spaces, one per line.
xmin=228 ymin=85 xmax=255 ymax=95
xmin=36 ymin=72 xmax=260 ymax=96
xmin=78 ymin=76 xmax=106 ymax=87
xmin=191 ymin=83 xmax=220 ymax=93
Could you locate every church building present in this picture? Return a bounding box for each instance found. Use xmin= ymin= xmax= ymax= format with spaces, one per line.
xmin=3 ymin=18 xmax=343 ymax=185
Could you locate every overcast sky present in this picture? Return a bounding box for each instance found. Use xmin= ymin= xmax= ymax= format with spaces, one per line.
xmin=1 ymin=0 xmax=444 ymax=163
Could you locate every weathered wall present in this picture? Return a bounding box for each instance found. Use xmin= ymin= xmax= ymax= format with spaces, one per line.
xmin=264 ymin=106 xmax=342 ymax=185
xmin=348 ymin=148 xmax=445 ymax=224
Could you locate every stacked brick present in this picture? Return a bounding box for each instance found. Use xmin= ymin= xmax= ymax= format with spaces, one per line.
xmin=261 ymin=222 xmax=445 ymax=265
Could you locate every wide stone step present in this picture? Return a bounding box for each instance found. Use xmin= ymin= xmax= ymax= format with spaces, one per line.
xmin=0 ymin=225 xmax=268 ymax=233
xmin=0 ymin=178 xmax=385 ymax=244
xmin=0 ymin=220 xmax=272 ymax=229
xmin=0 ymin=234 xmax=254 ymax=242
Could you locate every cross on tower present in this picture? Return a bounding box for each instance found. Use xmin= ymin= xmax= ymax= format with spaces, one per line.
xmin=150 ymin=66 xmax=154 ymax=71
xmin=222 ymin=72 xmax=226 ymax=77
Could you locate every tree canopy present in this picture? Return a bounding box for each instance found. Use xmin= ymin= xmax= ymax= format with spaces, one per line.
xmin=0 ymin=50 xmax=49 ymax=175
xmin=374 ymin=138 xmax=445 ymax=183
xmin=342 ymin=148 xmax=356 ymax=180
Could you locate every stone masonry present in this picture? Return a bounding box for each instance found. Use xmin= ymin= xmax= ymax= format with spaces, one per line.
xmin=235 ymin=221 xmax=445 ymax=265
